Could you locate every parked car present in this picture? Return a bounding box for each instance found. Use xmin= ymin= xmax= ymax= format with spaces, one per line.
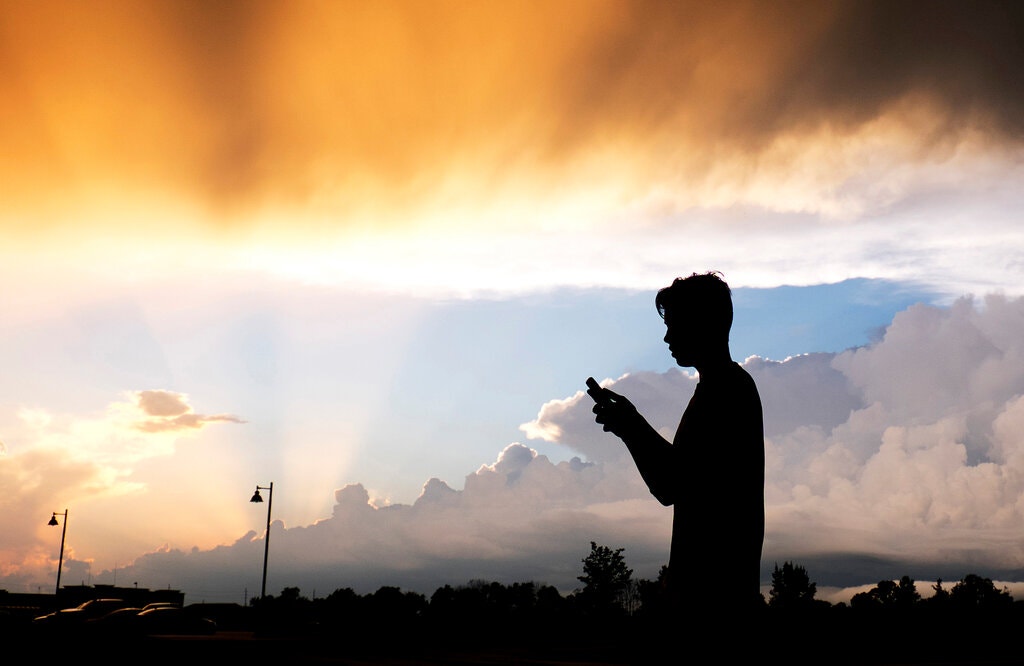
xmin=84 ymin=607 xmax=144 ymax=635
xmin=140 ymin=602 xmax=180 ymax=612
xmin=32 ymin=598 xmax=131 ymax=628
xmin=134 ymin=606 xmax=216 ymax=635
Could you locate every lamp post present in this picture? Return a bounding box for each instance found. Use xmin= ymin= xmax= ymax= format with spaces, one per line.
xmin=249 ymin=482 xmax=273 ymax=599
xmin=47 ymin=510 xmax=68 ymax=595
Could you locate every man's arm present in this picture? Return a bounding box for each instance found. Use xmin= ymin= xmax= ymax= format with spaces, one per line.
xmin=588 ymin=383 xmax=677 ymax=506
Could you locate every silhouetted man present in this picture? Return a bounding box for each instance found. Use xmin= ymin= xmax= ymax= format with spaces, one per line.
xmin=588 ymin=272 xmax=764 ymax=624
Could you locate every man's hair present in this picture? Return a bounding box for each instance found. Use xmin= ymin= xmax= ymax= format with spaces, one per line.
xmin=655 ymin=271 xmax=733 ymax=335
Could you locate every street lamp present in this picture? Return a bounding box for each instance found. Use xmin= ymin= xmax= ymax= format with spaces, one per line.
xmin=249 ymin=482 xmax=273 ymax=599
xmin=47 ymin=510 xmax=68 ymax=595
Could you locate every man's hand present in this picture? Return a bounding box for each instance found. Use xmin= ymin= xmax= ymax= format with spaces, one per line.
xmin=587 ymin=380 xmax=644 ymax=440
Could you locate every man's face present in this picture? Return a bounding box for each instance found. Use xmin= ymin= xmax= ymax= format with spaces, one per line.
xmin=662 ymin=309 xmax=698 ymax=367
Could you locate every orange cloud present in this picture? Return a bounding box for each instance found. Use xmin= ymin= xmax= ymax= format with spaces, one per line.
xmin=1 ymin=0 xmax=1020 ymax=238
xmin=133 ymin=389 xmax=245 ymax=433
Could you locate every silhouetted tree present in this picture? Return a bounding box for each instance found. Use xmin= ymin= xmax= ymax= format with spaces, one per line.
xmin=363 ymin=586 xmax=428 ymax=624
xmin=850 ymin=575 xmax=921 ymax=610
xmin=323 ymin=586 xmax=361 ymax=608
xmin=535 ymin=584 xmax=566 ymax=617
xmin=949 ymin=574 xmax=1013 ymax=611
xmin=918 ymin=575 xmax=1017 ymax=663
xmin=428 ymin=584 xmax=461 ymax=616
xmin=429 ymin=580 xmax=513 ymax=621
xmin=768 ymin=561 xmax=817 ymax=610
xmin=634 ymin=565 xmax=670 ymax=618
xmin=507 ymin=581 xmax=540 ymax=616
xmin=925 ymin=578 xmax=950 ymax=609
xmin=248 ymin=586 xmax=317 ymax=636
xmin=317 ymin=586 xmax=362 ymax=628
xmin=576 ymin=541 xmax=633 ymax=614
xmin=620 ymin=578 xmax=642 ymax=616
xmin=894 ymin=575 xmax=922 ymax=606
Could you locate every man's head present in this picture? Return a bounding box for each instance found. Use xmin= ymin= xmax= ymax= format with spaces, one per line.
xmin=655 ymin=272 xmax=733 ymax=367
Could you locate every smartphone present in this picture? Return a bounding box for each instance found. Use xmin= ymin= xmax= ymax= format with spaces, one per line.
xmin=586 ymin=377 xmax=608 ymax=405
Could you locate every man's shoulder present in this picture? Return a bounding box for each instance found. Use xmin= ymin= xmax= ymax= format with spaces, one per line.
xmin=709 ymin=362 xmax=762 ymax=404
xmin=731 ymin=361 xmax=758 ymax=383
xmin=696 ymin=363 xmax=761 ymax=401
xmin=720 ymin=361 xmax=757 ymax=386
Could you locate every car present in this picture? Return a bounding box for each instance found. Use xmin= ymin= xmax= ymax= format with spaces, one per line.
xmin=133 ymin=606 xmax=216 ymax=635
xmin=32 ymin=598 xmax=131 ymax=628
xmin=84 ymin=607 xmax=144 ymax=635
xmin=140 ymin=602 xmax=180 ymax=612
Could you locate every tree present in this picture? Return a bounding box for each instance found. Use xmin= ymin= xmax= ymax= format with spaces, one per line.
xmin=949 ymin=574 xmax=1013 ymax=611
xmin=576 ymin=541 xmax=633 ymax=614
xmin=894 ymin=575 xmax=922 ymax=606
xmin=620 ymin=578 xmax=642 ymax=616
xmin=535 ymin=584 xmax=566 ymax=616
xmin=318 ymin=586 xmax=362 ymax=625
xmin=768 ymin=561 xmax=817 ymax=610
xmin=850 ymin=575 xmax=921 ymax=610
xmin=363 ymin=586 xmax=428 ymax=622
xmin=925 ymin=578 xmax=950 ymax=609
xmin=634 ymin=565 xmax=671 ymax=617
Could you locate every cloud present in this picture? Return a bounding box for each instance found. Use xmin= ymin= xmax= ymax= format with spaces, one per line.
xmin=2 ymin=1 xmax=1021 ymax=227
xmin=761 ymin=295 xmax=1024 ymax=572
xmin=136 ymin=390 xmax=192 ymax=417
xmin=1 ymin=2 xmax=1022 ymax=303
xmin=107 ymin=443 xmax=670 ymax=599
xmin=132 ymin=389 xmax=245 ymax=433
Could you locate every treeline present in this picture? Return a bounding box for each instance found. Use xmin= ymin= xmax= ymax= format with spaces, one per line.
xmin=769 ymin=560 xmax=1017 ymax=613
xmin=246 ymin=542 xmax=663 ymax=650
xmin=242 ymin=546 xmax=1024 ymax=664
xmin=251 ymin=548 xmax=1022 ymax=626
xmin=251 ymin=562 xmax=1021 ymax=627
xmin=757 ymin=562 xmax=1022 ymax=664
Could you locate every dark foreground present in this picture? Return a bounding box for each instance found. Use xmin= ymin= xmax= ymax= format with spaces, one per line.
xmin=19 ymin=631 xmax=1024 ymax=666
xmin=12 ymin=615 xmax=1024 ymax=666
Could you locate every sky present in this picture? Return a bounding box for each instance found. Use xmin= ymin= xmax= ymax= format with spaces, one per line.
xmin=2 ymin=0 xmax=1024 ymax=605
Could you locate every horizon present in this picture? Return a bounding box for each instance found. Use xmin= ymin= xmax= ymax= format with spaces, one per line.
xmin=10 ymin=559 xmax=1024 ymax=610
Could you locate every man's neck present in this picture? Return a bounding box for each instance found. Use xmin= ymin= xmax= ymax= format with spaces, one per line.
xmin=693 ymin=346 xmax=734 ymax=377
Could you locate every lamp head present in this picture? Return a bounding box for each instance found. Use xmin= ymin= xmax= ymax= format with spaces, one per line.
xmin=48 ymin=512 xmax=59 ymax=526
xmin=250 ymin=489 xmax=264 ymax=503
